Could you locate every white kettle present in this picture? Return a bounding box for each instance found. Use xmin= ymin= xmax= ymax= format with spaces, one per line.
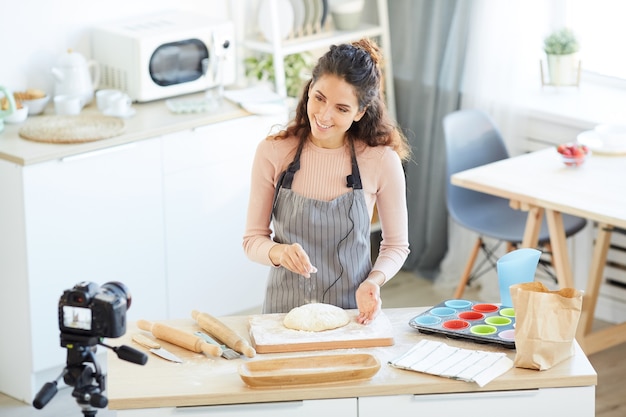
xmin=52 ymin=49 xmax=100 ymax=107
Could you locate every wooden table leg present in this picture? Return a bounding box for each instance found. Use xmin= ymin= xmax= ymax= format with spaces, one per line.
xmin=576 ymin=223 xmax=626 ymax=355
xmin=580 ymin=223 xmax=612 ymax=335
xmin=545 ymin=209 xmax=574 ymax=289
xmin=521 ymin=206 xmax=543 ymax=248
xmin=581 ymin=322 xmax=626 ymax=355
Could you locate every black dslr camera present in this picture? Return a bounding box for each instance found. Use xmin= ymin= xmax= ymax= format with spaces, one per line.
xmin=34 ymin=281 xmax=147 ymax=417
xmin=59 ymin=281 xmax=129 ymax=339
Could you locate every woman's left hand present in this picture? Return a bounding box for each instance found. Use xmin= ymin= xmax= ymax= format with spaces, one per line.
xmin=356 ymin=275 xmax=383 ymax=325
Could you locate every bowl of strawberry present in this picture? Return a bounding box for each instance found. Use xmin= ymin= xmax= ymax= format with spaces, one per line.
xmin=556 ymin=143 xmax=590 ymax=167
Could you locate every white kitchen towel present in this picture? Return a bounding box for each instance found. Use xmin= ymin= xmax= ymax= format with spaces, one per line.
xmin=388 ymin=339 xmax=513 ymax=387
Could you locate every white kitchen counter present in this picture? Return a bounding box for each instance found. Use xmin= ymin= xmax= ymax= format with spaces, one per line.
xmin=0 ymin=92 xmax=250 ymax=165
xmin=106 ymin=308 xmax=597 ymax=416
xmin=0 ymin=94 xmax=287 ymax=404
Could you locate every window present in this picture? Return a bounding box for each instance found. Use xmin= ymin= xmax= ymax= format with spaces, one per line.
xmin=566 ymin=0 xmax=626 ymax=80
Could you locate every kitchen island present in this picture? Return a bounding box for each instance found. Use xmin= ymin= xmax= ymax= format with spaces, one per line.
xmin=107 ymin=307 xmax=597 ymax=417
xmin=0 ymin=93 xmax=288 ymax=403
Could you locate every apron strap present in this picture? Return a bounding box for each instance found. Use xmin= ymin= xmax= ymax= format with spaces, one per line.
xmin=271 ymin=139 xmax=305 ymax=217
xmin=346 ymin=140 xmax=363 ymax=190
xmin=272 ymin=138 xmax=363 ymax=216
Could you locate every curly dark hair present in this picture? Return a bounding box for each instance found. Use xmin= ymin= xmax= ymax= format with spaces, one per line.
xmin=274 ymin=38 xmax=410 ymax=161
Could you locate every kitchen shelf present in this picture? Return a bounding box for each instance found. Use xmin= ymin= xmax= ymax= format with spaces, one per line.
xmin=243 ymin=0 xmax=395 ymax=117
xmin=244 ymin=23 xmax=384 ymax=55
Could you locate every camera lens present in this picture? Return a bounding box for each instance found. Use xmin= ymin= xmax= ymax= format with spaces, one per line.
xmin=101 ymin=281 xmax=132 ymax=310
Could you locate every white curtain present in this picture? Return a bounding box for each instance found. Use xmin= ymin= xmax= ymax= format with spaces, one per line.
xmin=461 ymin=0 xmax=562 ymax=153
xmin=436 ymin=0 xmax=565 ymax=296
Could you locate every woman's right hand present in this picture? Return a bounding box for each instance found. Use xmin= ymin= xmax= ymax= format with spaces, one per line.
xmin=270 ymin=243 xmax=317 ymax=278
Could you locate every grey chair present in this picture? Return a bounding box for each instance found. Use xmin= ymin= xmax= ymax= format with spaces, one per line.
xmin=443 ymin=109 xmax=587 ymax=298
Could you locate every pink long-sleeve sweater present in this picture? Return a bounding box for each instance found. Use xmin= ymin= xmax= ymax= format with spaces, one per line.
xmin=243 ymin=135 xmax=410 ymax=283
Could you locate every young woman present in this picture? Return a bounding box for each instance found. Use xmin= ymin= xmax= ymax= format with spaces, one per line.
xmin=243 ymin=38 xmax=410 ymax=325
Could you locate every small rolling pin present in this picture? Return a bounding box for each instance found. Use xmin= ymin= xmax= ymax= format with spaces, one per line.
xmin=136 ymin=319 xmax=222 ymax=357
xmin=191 ymin=310 xmax=256 ymax=358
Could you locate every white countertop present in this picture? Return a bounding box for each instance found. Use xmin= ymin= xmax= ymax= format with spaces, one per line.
xmin=107 ymin=307 xmax=597 ymax=410
xmin=0 ymin=92 xmax=250 ymax=166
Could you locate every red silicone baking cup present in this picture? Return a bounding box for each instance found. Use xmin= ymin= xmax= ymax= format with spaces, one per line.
xmin=458 ymin=311 xmax=484 ymax=321
xmin=472 ymin=303 xmax=499 ymax=313
xmin=442 ymin=319 xmax=470 ymax=330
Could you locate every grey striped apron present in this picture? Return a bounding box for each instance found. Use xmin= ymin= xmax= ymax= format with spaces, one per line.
xmin=263 ymin=140 xmax=371 ymax=314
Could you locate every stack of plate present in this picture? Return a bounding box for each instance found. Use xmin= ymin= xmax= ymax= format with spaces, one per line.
xmin=258 ymin=0 xmax=329 ymax=41
xmin=577 ymin=124 xmax=626 ymax=155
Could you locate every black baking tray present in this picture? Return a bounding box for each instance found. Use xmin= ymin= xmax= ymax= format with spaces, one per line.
xmin=409 ymin=299 xmax=516 ymax=349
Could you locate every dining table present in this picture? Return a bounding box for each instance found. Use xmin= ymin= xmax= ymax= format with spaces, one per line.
xmin=451 ymin=146 xmax=626 ymax=355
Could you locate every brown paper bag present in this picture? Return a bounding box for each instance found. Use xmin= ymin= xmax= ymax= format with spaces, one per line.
xmin=510 ymin=281 xmax=583 ymax=370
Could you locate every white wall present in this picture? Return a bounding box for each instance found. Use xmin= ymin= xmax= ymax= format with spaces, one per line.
xmin=0 ymin=0 xmax=236 ymax=94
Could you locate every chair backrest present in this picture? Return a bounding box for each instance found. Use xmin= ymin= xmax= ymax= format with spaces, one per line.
xmin=442 ymin=109 xmax=510 ymax=222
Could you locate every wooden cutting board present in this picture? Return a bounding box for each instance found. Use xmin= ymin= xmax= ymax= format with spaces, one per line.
xmin=249 ymin=310 xmax=395 ymax=353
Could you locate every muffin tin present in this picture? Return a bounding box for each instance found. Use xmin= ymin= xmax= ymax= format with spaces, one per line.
xmin=409 ymin=299 xmax=516 ymax=349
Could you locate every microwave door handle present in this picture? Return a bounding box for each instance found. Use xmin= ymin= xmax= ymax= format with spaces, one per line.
xmin=201 ymin=34 xmax=217 ymax=84
xmin=210 ymin=32 xmax=218 ymax=81
xmin=210 ymin=32 xmax=224 ymax=97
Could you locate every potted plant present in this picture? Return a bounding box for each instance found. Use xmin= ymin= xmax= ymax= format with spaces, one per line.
xmin=244 ymin=52 xmax=314 ymax=98
xmin=543 ymin=28 xmax=580 ymax=86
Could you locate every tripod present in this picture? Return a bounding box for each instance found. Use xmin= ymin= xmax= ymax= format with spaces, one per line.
xmin=34 ymin=334 xmax=147 ymax=416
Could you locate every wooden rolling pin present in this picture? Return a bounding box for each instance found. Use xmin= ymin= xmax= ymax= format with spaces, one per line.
xmin=191 ymin=310 xmax=256 ymax=358
xmin=136 ymin=319 xmax=222 ymax=357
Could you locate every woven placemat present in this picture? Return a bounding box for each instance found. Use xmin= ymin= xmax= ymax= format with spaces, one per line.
xmin=18 ymin=115 xmax=125 ymax=144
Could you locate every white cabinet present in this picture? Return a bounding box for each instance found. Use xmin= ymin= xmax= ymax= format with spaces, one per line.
xmin=24 ymin=140 xmax=169 ymax=367
xmin=358 ymin=386 xmax=595 ymax=417
xmin=243 ymin=0 xmax=395 ymax=116
xmin=113 ymin=386 xmax=595 ymax=417
xmin=117 ymin=398 xmax=356 ymax=417
xmin=161 ymin=114 xmax=283 ymax=318
xmin=0 ymin=112 xmax=285 ymax=403
xmin=0 ymin=139 xmax=167 ymax=403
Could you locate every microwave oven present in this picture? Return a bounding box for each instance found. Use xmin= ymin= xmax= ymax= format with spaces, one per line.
xmin=92 ymin=11 xmax=236 ymax=102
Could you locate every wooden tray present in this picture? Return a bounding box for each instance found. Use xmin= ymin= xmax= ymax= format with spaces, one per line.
xmin=238 ymin=353 xmax=380 ymax=387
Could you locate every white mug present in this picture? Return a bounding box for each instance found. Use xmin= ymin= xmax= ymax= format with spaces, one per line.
xmin=54 ymin=95 xmax=82 ymax=115
xmin=106 ymin=93 xmax=132 ymax=115
xmin=96 ymin=89 xmax=122 ymax=112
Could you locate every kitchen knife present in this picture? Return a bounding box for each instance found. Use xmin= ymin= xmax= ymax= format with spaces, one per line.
xmin=191 ymin=310 xmax=256 ymax=358
xmin=136 ymin=319 xmax=222 ymax=357
xmin=132 ymin=333 xmax=183 ymax=363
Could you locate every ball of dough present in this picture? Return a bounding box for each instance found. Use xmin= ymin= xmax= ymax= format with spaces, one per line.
xmin=283 ymin=303 xmax=351 ymax=332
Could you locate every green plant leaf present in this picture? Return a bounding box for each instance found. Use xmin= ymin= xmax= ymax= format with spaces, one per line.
xmin=544 ymin=28 xmax=580 ymax=55
xmin=244 ymin=52 xmax=314 ymax=97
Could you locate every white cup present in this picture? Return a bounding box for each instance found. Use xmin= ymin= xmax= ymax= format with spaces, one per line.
xmin=106 ymin=93 xmax=132 ymax=115
xmin=54 ymin=95 xmax=82 ymax=115
xmin=96 ymin=89 xmax=122 ymax=112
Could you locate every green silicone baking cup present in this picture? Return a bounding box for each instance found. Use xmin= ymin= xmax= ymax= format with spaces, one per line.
xmin=470 ymin=325 xmax=497 ymax=335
